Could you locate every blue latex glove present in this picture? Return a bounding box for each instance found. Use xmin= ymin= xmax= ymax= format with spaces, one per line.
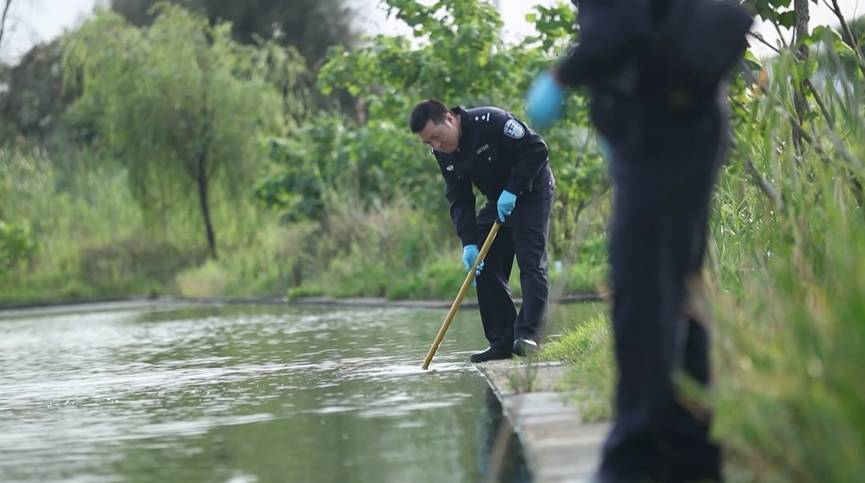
xmin=462 ymin=244 xmax=480 ymax=272
xmin=598 ymin=136 xmax=613 ymax=160
xmin=497 ymin=190 xmax=517 ymax=222
xmin=462 ymin=244 xmax=484 ymax=283
xmin=526 ymin=71 xmax=566 ymax=130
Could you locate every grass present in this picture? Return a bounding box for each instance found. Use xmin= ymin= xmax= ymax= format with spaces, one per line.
xmin=539 ymin=313 xmax=614 ymax=421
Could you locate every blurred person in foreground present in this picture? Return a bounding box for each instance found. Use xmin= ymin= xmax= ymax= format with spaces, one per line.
xmin=525 ymin=0 xmax=752 ymax=481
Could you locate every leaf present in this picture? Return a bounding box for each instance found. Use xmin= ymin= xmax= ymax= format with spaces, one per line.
xmin=777 ymin=10 xmax=798 ymax=29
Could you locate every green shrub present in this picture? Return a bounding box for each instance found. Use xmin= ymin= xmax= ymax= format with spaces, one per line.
xmin=176 ymin=260 xmax=229 ymax=298
xmin=286 ymin=284 xmax=325 ymax=299
xmin=0 ymin=219 xmax=36 ymax=276
xmin=220 ymin=222 xmax=318 ymax=297
xmin=79 ymin=237 xmax=203 ymax=288
xmin=387 ymin=254 xmax=465 ymax=300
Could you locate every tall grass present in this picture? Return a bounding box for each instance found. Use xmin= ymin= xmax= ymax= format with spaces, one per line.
xmin=0 ymin=147 xmax=160 ymax=304
xmin=708 ymin=49 xmax=865 ymax=482
xmin=0 ymin=143 xmax=606 ymax=305
xmin=287 ymin=198 xmax=464 ymax=300
xmin=0 ymin=146 xmax=278 ymax=304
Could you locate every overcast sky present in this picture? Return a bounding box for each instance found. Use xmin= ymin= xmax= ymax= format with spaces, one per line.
xmin=1 ymin=0 xmax=863 ymax=63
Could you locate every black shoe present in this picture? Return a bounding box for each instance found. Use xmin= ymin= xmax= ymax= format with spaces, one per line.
xmin=470 ymin=346 xmax=513 ymax=363
xmin=512 ymin=338 xmax=539 ymax=357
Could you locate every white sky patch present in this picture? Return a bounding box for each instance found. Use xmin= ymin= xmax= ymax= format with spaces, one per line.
xmin=0 ymin=0 xmax=107 ymax=62
xmin=1 ymin=0 xmax=863 ymax=63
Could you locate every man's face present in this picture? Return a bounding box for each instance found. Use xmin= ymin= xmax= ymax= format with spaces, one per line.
xmin=417 ymin=113 xmax=460 ymax=154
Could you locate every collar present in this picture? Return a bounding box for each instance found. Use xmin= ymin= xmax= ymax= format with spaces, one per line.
xmin=452 ymin=105 xmax=469 ymax=153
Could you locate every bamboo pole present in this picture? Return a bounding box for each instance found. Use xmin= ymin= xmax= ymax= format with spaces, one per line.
xmin=421 ymin=222 xmax=502 ymax=370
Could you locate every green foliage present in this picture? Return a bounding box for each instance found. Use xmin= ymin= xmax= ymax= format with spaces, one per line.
xmin=256 ymin=113 xmax=435 ymax=221
xmin=744 ymin=0 xmax=794 ymax=25
xmin=714 ymin=212 xmax=865 ymax=483
xmin=0 ymin=146 xmax=177 ymax=305
xmin=220 ymin=222 xmax=319 ymax=296
xmin=0 ymin=39 xmax=76 ymax=144
xmin=707 ymin=45 xmax=865 ymax=482
xmin=264 ymin=1 xmax=605 ymax=240
xmin=79 ymin=237 xmax=204 ymax=292
xmin=386 ymin=255 xmax=466 ymax=300
xmin=310 ymin=200 xmax=459 ymax=299
xmin=63 ymin=4 xmax=302 ymax=258
xmin=0 ymin=219 xmax=35 ymax=276
xmin=526 ymin=2 xmax=581 ymax=52
xmin=176 ymin=260 xmax=228 ymax=298
xmin=212 ymin=198 xmax=466 ymax=301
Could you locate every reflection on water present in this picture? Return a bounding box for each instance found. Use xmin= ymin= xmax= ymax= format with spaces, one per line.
xmin=479 ymin=387 xmax=532 ymax=483
xmin=0 ymin=303 xmax=610 ymax=482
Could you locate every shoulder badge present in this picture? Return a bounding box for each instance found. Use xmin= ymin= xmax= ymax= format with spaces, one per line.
xmin=503 ymin=119 xmax=525 ymax=139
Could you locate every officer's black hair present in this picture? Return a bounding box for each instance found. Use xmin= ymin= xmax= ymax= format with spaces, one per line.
xmin=409 ymin=99 xmax=451 ymax=133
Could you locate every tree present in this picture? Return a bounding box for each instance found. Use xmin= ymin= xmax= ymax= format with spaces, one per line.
xmin=110 ymin=0 xmax=357 ymax=63
xmin=0 ymin=39 xmax=78 ymax=144
xmin=259 ymin=0 xmax=608 ymax=253
xmin=63 ymin=5 xmax=304 ymax=259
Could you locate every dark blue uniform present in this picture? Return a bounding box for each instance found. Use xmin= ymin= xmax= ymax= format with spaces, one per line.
xmin=556 ymin=0 xmax=732 ymax=481
xmin=434 ymin=106 xmax=555 ymax=348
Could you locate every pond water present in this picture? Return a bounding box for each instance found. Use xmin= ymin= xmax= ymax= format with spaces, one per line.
xmin=0 ymin=301 xmax=601 ymax=482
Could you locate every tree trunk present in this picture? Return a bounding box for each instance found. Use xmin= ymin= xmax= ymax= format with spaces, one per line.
xmin=196 ymin=149 xmax=218 ymax=260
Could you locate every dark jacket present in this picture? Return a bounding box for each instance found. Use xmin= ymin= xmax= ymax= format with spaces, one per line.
xmin=555 ymin=0 xmax=728 ymax=142
xmin=556 ymin=0 xmax=748 ymax=98
xmin=434 ymin=106 xmax=551 ymax=246
xmin=556 ymin=0 xmax=659 ymax=89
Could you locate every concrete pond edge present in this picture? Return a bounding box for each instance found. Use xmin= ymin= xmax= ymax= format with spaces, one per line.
xmin=473 ymin=359 xmax=610 ymax=483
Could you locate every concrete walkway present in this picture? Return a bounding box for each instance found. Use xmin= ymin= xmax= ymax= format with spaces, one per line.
xmin=475 ymin=360 xmax=610 ymax=483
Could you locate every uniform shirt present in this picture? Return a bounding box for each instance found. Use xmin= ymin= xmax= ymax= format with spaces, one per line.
xmin=433 ymin=106 xmax=549 ymax=247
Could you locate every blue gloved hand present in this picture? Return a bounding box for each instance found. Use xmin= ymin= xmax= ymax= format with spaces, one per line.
xmin=462 ymin=244 xmax=484 ymax=281
xmin=497 ymin=190 xmax=517 ymax=222
xmin=598 ymin=136 xmax=613 ymax=160
xmin=526 ymin=71 xmax=566 ymax=130
xmin=463 ymin=244 xmax=484 ymax=274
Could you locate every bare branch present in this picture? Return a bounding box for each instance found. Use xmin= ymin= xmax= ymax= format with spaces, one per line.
xmin=0 ymin=0 xmax=13 ymax=49
xmin=748 ymin=30 xmax=782 ymax=55
xmin=804 ymin=78 xmax=834 ymax=128
xmin=772 ymin=19 xmax=791 ymax=50
xmin=729 ymin=98 xmax=785 ymax=210
xmin=745 ymin=156 xmax=785 ymax=211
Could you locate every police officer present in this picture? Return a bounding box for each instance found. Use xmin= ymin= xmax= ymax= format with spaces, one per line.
xmin=409 ymin=99 xmax=555 ymax=363
xmin=524 ymin=0 xmax=751 ymax=481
